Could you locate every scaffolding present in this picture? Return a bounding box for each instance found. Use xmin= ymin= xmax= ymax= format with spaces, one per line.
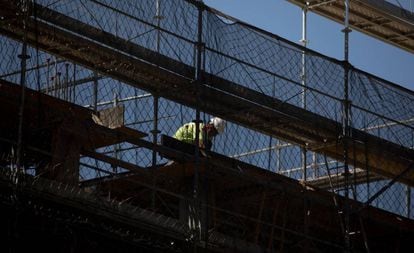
xmin=0 ymin=0 xmax=413 ymax=252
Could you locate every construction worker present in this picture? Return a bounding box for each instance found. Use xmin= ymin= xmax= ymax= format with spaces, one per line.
xmin=173 ymin=117 xmax=226 ymax=151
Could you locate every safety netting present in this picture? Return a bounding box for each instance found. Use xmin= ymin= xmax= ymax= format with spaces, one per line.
xmin=0 ymin=1 xmax=413 ymax=250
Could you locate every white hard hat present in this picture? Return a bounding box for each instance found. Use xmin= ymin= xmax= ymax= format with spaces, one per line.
xmin=210 ymin=117 xmax=226 ymax=134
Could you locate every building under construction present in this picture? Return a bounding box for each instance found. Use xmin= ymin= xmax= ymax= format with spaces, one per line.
xmin=0 ymin=0 xmax=413 ymax=252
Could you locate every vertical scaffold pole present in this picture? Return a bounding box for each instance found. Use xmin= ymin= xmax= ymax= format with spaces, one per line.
xmin=301 ymin=5 xmax=308 ymax=182
xmin=406 ymin=186 xmax=411 ymax=218
xmin=151 ymin=0 xmax=162 ymax=210
xmin=155 ymin=0 xmax=163 ymax=53
xmin=151 ymin=95 xmax=159 ymax=209
xmin=408 ymin=136 xmax=413 ymax=218
xmin=64 ymin=63 xmax=69 ymax=101
xmin=342 ymin=0 xmax=352 ymax=251
xmin=16 ymin=0 xmax=31 ymax=173
xmin=112 ymin=92 xmax=119 ymax=173
xmin=193 ymin=1 xmax=204 ymax=249
xmin=300 ymin=6 xmax=311 ymax=252
xmin=93 ymin=72 xmax=98 ymax=112
xmin=194 ymin=4 xmax=203 ymax=201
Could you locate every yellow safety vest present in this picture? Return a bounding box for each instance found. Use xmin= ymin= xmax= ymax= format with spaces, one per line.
xmin=173 ymin=122 xmax=204 ymax=146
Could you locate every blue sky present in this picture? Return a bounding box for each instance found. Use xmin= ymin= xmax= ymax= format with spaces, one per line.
xmin=204 ymin=0 xmax=414 ymax=91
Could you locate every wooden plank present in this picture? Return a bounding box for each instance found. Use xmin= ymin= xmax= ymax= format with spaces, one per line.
xmin=0 ymin=80 xmax=147 ymax=149
xmin=81 ymin=149 xmax=146 ymax=172
xmin=0 ymin=79 xmax=93 ymax=121
xmin=34 ymin=4 xmax=196 ymax=79
xmin=85 ymin=124 xmax=148 ymax=149
xmin=160 ymin=135 xmax=317 ymax=194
